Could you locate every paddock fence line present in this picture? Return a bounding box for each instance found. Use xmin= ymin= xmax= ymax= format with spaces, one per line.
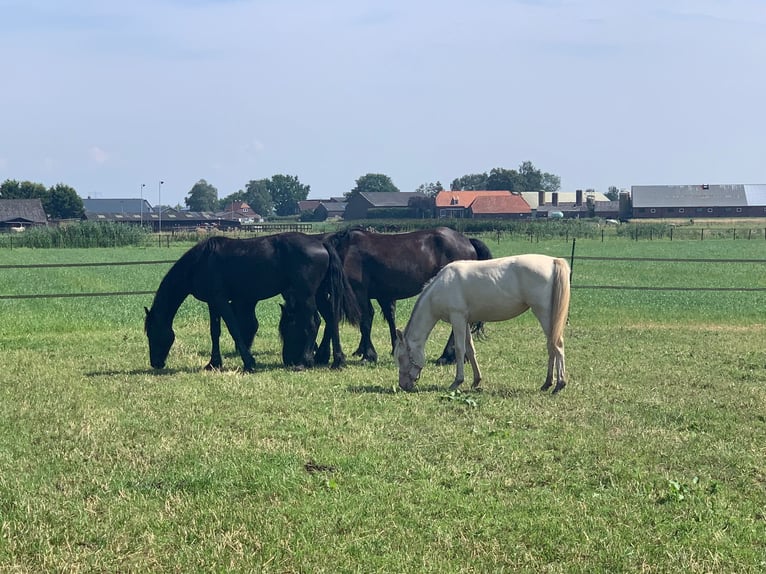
xmin=2 ymin=254 xmax=766 ymax=300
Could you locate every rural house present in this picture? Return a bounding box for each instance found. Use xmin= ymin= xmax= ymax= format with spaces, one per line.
xmin=435 ymin=191 xmax=531 ymax=219
xmin=631 ymin=184 xmax=766 ymax=218
xmin=343 ymin=192 xmax=426 ymax=220
xmin=0 ymin=199 xmax=48 ymax=231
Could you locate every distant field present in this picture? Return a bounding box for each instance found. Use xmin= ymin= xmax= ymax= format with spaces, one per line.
xmin=1 ymin=235 xmax=765 ymax=572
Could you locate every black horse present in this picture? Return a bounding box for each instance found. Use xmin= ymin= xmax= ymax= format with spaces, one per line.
xmin=144 ymin=233 xmax=359 ymax=371
xmin=288 ymin=227 xmax=493 ymax=364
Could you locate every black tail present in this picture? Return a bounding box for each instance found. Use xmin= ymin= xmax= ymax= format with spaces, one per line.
xmin=321 ymin=239 xmax=361 ymax=326
xmin=470 ymin=237 xmax=493 ymax=261
xmin=469 ymin=237 xmax=492 ymax=339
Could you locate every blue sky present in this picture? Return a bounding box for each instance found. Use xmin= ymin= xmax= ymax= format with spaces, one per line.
xmin=2 ymin=0 xmax=764 ymax=206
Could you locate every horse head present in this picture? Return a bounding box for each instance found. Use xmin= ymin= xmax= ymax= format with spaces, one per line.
xmin=144 ymin=306 xmax=175 ymax=369
xmin=278 ymin=301 xmax=319 ymax=367
xmin=394 ymin=329 xmax=423 ymax=391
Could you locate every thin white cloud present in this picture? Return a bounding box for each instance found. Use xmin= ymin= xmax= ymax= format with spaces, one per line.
xmin=89 ymin=147 xmax=109 ymax=164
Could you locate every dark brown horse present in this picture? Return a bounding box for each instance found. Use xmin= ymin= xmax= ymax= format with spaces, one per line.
xmin=305 ymin=227 xmax=493 ymax=364
xmin=144 ymin=233 xmax=359 ymax=371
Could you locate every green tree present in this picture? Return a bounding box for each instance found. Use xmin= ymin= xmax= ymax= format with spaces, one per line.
xmin=0 ymin=179 xmax=48 ymax=199
xmin=269 ymin=174 xmax=310 ymax=216
xmin=414 ymin=181 xmax=444 ymax=198
xmin=606 ymin=186 xmax=620 ymax=201
xmin=517 ymin=161 xmax=543 ymax=191
xmin=244 ymin=179 xmax=274 ymax=217
xmin=487 ymin=168 xmax=522 ymax=191
xmin=542 ymin=172 xmax=561 ymax=194
xmin=44 ymin=183 xmax=84 ymax=219
xmin=346 ymin=173 xmax=399 ymax=200
xmin=185 ymin=179 xmax=218 ymax=211
xmin=450 ymin=173 xmax=488 ymax=191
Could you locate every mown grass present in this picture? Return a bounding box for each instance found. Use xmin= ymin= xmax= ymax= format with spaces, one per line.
xmin=1 ymin=235 xmax=765 ymax=572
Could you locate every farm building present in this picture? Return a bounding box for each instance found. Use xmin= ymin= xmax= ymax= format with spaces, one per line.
xmin=314 ymin=200 xmax=347 ymax=221
xmin=0 ymin=199 xmax=48 ymax=231
xmin=343 ymin=192 xmax=426 ymax=220
xmin=299 ymin=197 xmax=347 ymax=220
xmin=83 ymin=197 xmax=154 ymax=214
xmin=631 ymin=184 xmax=766 ymax=218
xmin=435 ymin=191 xmax=531 ymax=219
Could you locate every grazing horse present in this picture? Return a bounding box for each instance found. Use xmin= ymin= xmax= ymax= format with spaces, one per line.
xmin=394 ymin=254 xmax=571 ymax=393
xmin=318 ymin=227 xmax=493 ymax=363
xmin=144 ymin=233 xmax=359 ymax=371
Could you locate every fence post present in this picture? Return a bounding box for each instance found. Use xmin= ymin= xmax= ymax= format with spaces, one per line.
xmin=701 ymin=229 xmax=704 ymax=241
xmin=569 ymin=238 xmax=576 ymax=284
xmin=670 ymin=227 xmax=673 ymax=241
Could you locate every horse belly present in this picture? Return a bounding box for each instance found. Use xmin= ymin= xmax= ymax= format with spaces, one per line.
xmin=466 ymin=298 xmax=528 ymax=323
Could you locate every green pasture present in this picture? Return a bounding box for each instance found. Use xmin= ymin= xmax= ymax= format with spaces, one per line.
xmin=1 ymin=235 xmax=765 ymax=572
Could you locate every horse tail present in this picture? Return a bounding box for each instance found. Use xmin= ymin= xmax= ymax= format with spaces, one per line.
xmin=469 ymin=237 xmax=493 ymax=261
xmin=549 ymin=258 xmax=571 ymax=346
xmin=321 ymin=238 xmax=361 ymax=326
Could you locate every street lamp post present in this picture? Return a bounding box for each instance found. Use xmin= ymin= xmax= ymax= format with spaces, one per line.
xmin=140 ymin=183 xmax=146 ymax=226
xmin=158 ymin=180 xmax=164 ymax=237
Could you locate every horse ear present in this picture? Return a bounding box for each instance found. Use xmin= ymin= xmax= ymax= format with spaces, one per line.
xmin=144 ymin=306 xmax=150 ymax=316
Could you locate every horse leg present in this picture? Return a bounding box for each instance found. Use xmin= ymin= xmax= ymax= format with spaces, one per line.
xmin=551 ymin=335 xmax=567 ymax=394
xmin=379 ymin=299 xmax=398 ymax=355
xmin=436 ymin=330 xmax=457 ymax=366
xmin=465 ymin=326 xmax=482 ymax=389
xmin=316 ymin=294 xmax=345 ymax=369
xmin=356 ymin=298 xmax=378 ymax=363
xmin=233 ymin=300 xmax=258 ymax=351
xmin=206 ymin=304 xmax=223 ymax=370
xmin=214 ymin=298 xmax=256 ymax=372
xmin=448 ymin=318 xmax=468 ymax=390
xmin=315 ymin=322 xmax=332 ymax=366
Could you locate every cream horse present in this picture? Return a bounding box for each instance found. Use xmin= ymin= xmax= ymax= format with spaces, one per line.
xmin=394 ymin=254 xmax=571 ymax=393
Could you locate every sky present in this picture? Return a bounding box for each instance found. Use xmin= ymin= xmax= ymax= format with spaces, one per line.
xmin=2 ymin=0 xmax=765 ymax=207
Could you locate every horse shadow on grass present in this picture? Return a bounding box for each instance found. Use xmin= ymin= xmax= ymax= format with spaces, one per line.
xmin=84 ymin=360 xmax=286 ymax=379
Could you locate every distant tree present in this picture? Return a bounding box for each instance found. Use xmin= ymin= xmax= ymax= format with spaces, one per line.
xmin=541 ymin=172 xmax=561 ymax=194
xmin=414 ymin=181 xmax=444 ymax=198
xmin=0 ymin=179 xmax=48 ymax=199
xmin=269 ymin=174 xmax=310 ymax=216
xmin=185 ymin=179 xmax=218 ymax=211
xmin=606 ymin=186 xmax=620 ymax=201
xmin=517 ymin=161 xmax=543 ymax=191
xmin=44 ymin=183 xmax=84 ymax=219
xmin=450 ymin=173 xmax=488 ymax=191
xmin=487 ymin=167 xmax=522 ymax=191
xmin=244 ymin=180 xmax=274 ymax=217
xmin=346 ymin=173 xmax=399 ymax=200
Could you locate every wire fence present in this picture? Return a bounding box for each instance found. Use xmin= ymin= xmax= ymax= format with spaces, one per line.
xmin=2 ymin=251 xmax=766 ymax=300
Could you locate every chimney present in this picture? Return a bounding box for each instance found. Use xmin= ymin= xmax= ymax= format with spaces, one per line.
xmin=538 ymin=190 xmax=545 ymax=206
xmin=552 ymin=192 xmax=559 ymax=207
xmin=575 ymin=189 xmax=583 ymax=206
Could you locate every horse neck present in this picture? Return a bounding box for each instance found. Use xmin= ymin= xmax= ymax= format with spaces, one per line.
xmin=151 ymin=260 xmax=191 ymax=323
xmin=403 ymin=289 xmax=439 ymax=358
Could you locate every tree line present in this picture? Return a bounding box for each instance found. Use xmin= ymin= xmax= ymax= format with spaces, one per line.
xmin=3 ymin=160 xmax=620 ymax=221
xmin=0 ymin=180 xmax=85 ymax=219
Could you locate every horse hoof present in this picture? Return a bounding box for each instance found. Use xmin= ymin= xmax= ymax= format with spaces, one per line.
xmin=204 ymin=363 xmax=221 ymax=371
xmin=552 ymin=381 xmax=566 ymax=394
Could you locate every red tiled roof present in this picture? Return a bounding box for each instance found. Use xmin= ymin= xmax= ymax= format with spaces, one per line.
xmin=435 ymin=190 xmax=513 ymax=208
xmin=435 ymin=190 xmax=530 ymax=214
xmin=470 ymin=194 xmax=531 ymax=214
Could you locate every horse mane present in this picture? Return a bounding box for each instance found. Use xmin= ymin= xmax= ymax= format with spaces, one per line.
xmin=403 ymin=272 xmax=440 ymax=337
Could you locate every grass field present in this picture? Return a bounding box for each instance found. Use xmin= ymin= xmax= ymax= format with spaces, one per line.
xmin=1 ymin=234 xmax=765 ymax=572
